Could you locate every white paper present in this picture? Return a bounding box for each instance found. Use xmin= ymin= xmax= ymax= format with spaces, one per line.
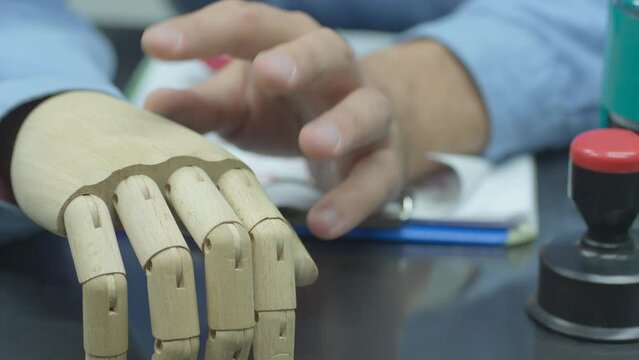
xmin=203 ymin=133 xmax=537 ymax=231
xmin=410 ymin=152 xmax=492 ymax=219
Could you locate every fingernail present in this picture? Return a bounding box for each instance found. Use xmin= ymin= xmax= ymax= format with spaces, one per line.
xmin=313 ymin=122 xmax=342 ymax=153
xmin=144 ymin=25 xmax=183 ymax=53
xmin=317 ymin=208 xmax=340 ymax=232
xmin=259 ymin=52 xmax=297 ymax=83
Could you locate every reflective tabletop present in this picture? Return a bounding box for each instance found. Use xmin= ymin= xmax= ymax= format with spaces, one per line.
xmin=3 ymin=151 xmax=639 ymax=359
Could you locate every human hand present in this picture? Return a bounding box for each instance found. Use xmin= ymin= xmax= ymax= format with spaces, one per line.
xmin=142 ymin=1 xmax=408 ymax=240
xmin=10 ymin=91 xmax=318 ymax=359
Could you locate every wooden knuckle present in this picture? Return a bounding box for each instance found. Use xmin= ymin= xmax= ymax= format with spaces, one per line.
xmin=217 ymin=168 xmax=283 ymax=231
xmin=146 ymin=247 xmax=200 ymax=341
xmin=206 ymin=328 xmax=254 ymax=360
xmin=82 ymin=274 xmax=128 ymax=357
xmin=64 ymin=195 xmax=125 ymax=284
xmin=153 ymin=336 xmax=199 ymax=360
xmin=253 ymin=310 xmax=295 ymax=360
xmin=205 ymin=223 xmax=255 ymax=330
xmin=166 ymin=166 xmax=240 ymax=247
xmin=250 ymin=219 xmax=296 ymax=311
xmin=114 ymin=175 xmax=188 ymax=267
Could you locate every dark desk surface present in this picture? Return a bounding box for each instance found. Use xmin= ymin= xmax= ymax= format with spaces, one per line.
xmin=3 ymin=150 xmax=639 ymax=359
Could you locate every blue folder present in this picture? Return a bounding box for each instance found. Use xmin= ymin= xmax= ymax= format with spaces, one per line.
xmin=294 ymin=221 xmax=512 ymax=247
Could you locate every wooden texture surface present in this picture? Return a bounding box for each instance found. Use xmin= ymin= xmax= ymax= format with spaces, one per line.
xmin=146 ymin=247 xmax=200 ymax=341
xmin=11 ymin=91 xmax=248 ymax=234
xmin=167 ymin=166 xmax=255 ymax=330
xmin=166 ymin=166 xmax=241 ymax=247
xmin=64 ymin=195 xmax=125 ymax=283
xmin=218 ymin=168 xmax=318 ymax=286
xmin=217 ymin=168 xmax=282 ymax=231
xmin=253 ymin=310 xmax=296 ymax=360
xmin=250 ymin=219 xmax=297 ymax=312
xmin=10 ymin=91 xmax=320 ymax=360
xmin=206 ymin=329 xmax=254 ymax=360
xmin=204 ymin=223 xmax=255 ymax=330
xmin=65 ymin=195 xmax=128 ymax=358
xmin=82 ymin=274 xmax=128 ymax=357
xmin=114 ymin=175 xmax=188 ymax=266
xmin=153 ymin=337 xmax=199 ymax=360
xmin=114 ymin=175 xmax=199 ymax=341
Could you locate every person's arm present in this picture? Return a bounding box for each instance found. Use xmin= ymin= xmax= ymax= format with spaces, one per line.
xmin=137 ymin=0 xmax=604 ymax=238
xmin=140 ymin=2 xmax=488 ymax=238
xmin=0 ymin=0 xmax=120 ymax=240
xmin=395 ymin=0 xmax=607 ymax=161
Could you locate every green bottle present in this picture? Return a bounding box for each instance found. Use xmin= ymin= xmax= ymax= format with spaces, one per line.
xmin=601 ymin=0 xmax=639 ymax=129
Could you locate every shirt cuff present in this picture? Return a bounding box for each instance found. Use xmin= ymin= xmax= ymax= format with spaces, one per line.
xmin=0 ymin=77 xmax=121 ymax=120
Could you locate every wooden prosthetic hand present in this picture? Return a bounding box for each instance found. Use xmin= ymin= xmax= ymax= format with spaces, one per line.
xmin=10 ymin=91 xmax=318 ymax=360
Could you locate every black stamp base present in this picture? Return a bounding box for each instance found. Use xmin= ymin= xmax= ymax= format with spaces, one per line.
xmin=528 ymin=233 xmax=639 ymax=342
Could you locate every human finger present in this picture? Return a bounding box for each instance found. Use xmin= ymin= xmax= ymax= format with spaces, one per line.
xmin=146 ymin=60 xmax=303 ymax=155
xmin=166 ymin=166 xmax=255 ymax=360
xmin=144 ymin=61 xmax=250 ymax=136
xmin=142 ymin=1 xmax=317 ymax=60
xmin=113 ymin=175 xmax=200 ymax=359
xmin=299 ymin=87 xmax=392 ymax=160
xmin=64 ymin=195 xmax=128 ymax=360
xmin=307 ymin=148 xmax=403 ymax=239
xmin=251 ymin=28 xmax=358 ymax=95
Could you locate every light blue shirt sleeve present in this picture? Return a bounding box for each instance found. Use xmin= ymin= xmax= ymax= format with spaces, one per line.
xmin=0 ymin=0 xmax=121 ymax=242
xmin=400 ymin=0 xmax=607 ymax=160
xmin=0 ymin=0 xmax=121 ymax=118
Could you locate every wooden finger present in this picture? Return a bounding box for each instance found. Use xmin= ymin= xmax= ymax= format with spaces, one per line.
xmin=216 ymin=168 xmax=318 ymax=287
xmin=64 ymin=195 xmax=128 ymax=359
xmin=166 ymin=166 xmax=240 ymax=247
xmin=114 ymin=175 xmax=199 ymax=347
xmin=145 ymin=247 xmax=200 ymax=340
xmin=113 ymin=175 xmax=190 ymax=266
xmin=217 ymin=168 xmax=298 ymax=359
xmin=167 ymin=166 xmax=255 ymax=330
xmin=249 ymin=219 xmax=296 ymax=312
xmin=82 ymin=274 xmax=128 ymax=359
